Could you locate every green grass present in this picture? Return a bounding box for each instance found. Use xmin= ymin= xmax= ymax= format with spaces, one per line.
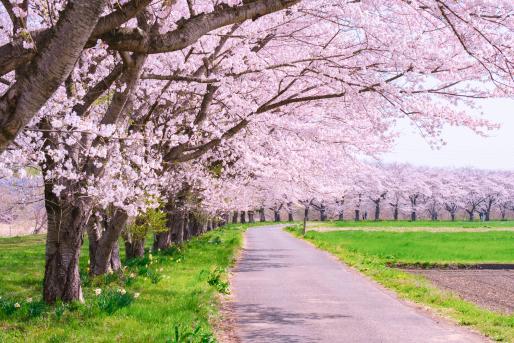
xmin=0 ymin=224 xmax=250 ymax=342
xmin=286 ymin=226 xmax=514 ymax=341
xmin=314 ymin=219 xmax=514 ymax=229
xmin=304 ymin=230 xmax=514 ymax=264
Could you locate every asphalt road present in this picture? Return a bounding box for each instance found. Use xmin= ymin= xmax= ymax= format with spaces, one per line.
xmin=231 ymin=226 xmax=486 ymax=343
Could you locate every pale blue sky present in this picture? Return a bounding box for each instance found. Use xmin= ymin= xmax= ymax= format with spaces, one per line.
xmin=382 ymin=99 xmax=514 ymax=170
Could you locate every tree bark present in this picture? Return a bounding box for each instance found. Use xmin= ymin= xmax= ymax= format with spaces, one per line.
xmin=153 ymin=230 xmax=171 ymax=251
xmin=303 ymin=207 xmax=309 ymax=235
xmin=125 ymin=238 xmax=145 ymax=259
xmin=259 ymin=207 xmax=266 ymax=222
xmin=248 ymin=210 xmax=255 ymax=223
xmin=43 ymin=182 xmax=91 ymax=303
xmin=354 ymin=209 xmax=360 ymax=221
xmin=411 ymin=211 xmax=416 ymax=221
xmin=90 ymin=208 xmax=128 ymax=275
xmin=170 ymin=212 xmax=185 ymax=244
xmin=393 ymin=206 xmax=399 ymax=220
xmin=288 ymin=212 xmax=294 ymax=222
xmin=451 ymin=213 xmax=456 ymax=221
xmin=232 ymin=211 xmax=238 ymax=224
xmin=320 ymin=208 xmax=326 ymax=221
xmin=374 ymin=203 xmax=380 ymax=221
xmin=274 ymin=210 xmax=281 ymax=222
xmin=240 ymin=211 xmax=246 ymax=224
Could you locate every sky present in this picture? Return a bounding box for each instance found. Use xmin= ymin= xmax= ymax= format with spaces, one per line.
xmin=381 ymin=99 xmax=514 ymax=171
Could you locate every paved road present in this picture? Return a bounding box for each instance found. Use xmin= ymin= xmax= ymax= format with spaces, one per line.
xmin=231 ymin=226 xmax=486 ymax=343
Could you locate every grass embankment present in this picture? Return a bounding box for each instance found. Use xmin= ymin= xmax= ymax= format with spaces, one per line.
xmin=310 ymin=219 xmax=514 ymax=229
xmin=286 ymin=226 xmax=514 ymax=341
xmin=0 ymin=224 xmax=248 ymax=342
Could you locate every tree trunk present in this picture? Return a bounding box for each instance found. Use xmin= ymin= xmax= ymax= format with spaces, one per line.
xmin=43 ymin=181 xmax=91 ymax=304
xmin=338 ymin=210 xmax=344 ymax=221
xmin=354 ymin=209 xmax=360 ymax=221
xmin=485 ymin=211 xmax=490 ymax=221
xmin=451 ymin=213 xmax=456 ymax=221
xmin=222 ymin=212 xmax=229 ymax=225
xmin=240 ymin=211 xmax=246 ymax=224
xmin=303 ymin=207 xmax=309 ymax=235
xmin=320 ymin=208 xmax=326 ymax=221
xmin=248 ymin=211 xmax=255 ymax=223
xmin=110 ymin=243 xmax=122 ymax=271
xmin=274 ymin=210 xmax=281 ymax=222
xmin=288 ymin=212 xmax=294 ymax=222
xmin=468 ymin=211 xmax=474 ymax=221
xmin=259 ymin=207 xmax=266 ymax=222
xmin=170 ymin=212 xmax=185 ymax=244
xmin=182 ymin=214 xmax=190 ymax=241
xmin=125 ymin=238 xmax=145 ymax=259
xmin=393 ymin=206 xmax=398 ymax=220
xmin=232 ymin=211 xmax=238 ymax=224
xmin=188 ymin=212 xmax=201 ymax=237
xmin=90 ymin=209 xmax=128 ymax=276
xmin=411 ymin=211 xmax=416 ymax=221
xmin=153 ymin=231 xmax=171 ymax=251
xmin=154 ymin=200 xmax=175 ymax=250
xmin=374 ymin=203 xmax=380 ymax=221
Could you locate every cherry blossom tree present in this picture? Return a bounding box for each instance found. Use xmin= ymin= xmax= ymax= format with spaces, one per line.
xmin=0 ymin=0 xmax=512 ymax=304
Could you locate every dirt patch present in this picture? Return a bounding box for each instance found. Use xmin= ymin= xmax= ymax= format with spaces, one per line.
xmin=408 ymin=269 xmax=514 ymax=314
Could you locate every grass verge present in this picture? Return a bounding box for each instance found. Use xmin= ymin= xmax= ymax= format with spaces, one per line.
xmin=0 ymin=224 xmax=250 ymax=342
xmin=286 ymin=225 xmax=514 ymax=342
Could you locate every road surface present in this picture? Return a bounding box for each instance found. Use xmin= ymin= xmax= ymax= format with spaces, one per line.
xmin=231 ymin=225 xmax=486 ymax=343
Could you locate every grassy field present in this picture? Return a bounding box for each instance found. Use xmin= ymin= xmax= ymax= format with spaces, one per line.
xmin=305 ymin=230 xmax=514 ymax=264
xmin=0 ymin=224 xmax=248 ymax=342
xmin=286 ymin=226 xmax=514 ymax=341
xmin=310 ymin=220 xmax=514 ymax=229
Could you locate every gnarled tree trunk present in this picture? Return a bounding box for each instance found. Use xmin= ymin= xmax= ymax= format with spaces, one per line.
xmin=90 ymin=208 xmax=128 ymax=275
xmin=43 ymin=183 xmax=91 ymax=303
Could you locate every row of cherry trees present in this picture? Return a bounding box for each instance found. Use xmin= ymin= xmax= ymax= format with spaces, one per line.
xmin=221 ymin=164 xmax=514 ymax=223
xmin=0 ymin=0 xmax=512 ymax=303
